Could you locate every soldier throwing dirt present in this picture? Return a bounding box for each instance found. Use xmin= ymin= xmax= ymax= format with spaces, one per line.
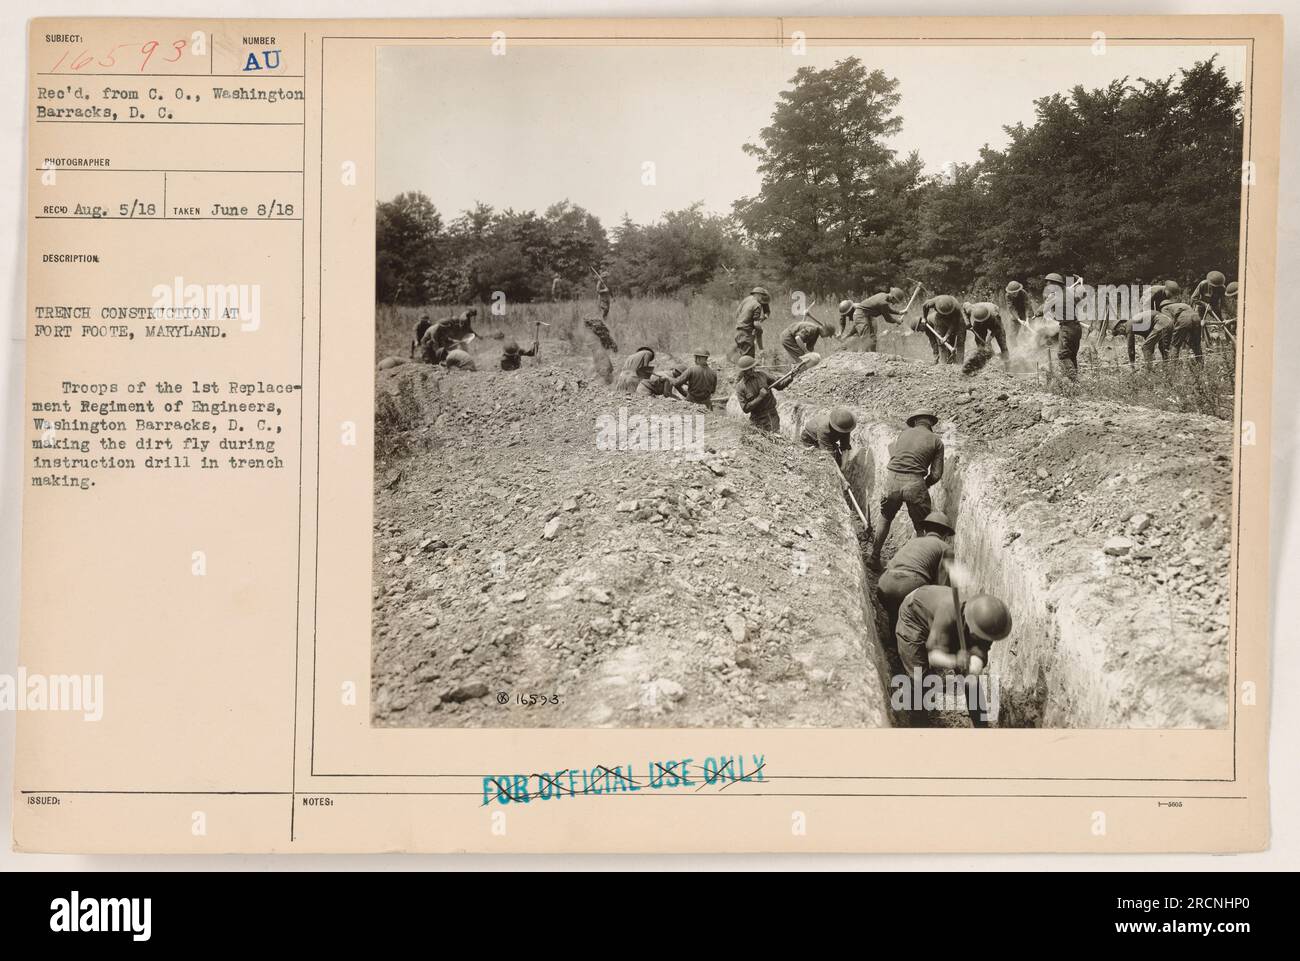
xmin=963 ymin=302 xmax=1011 ymax=368
xmin=614 ymin=346 xmax=657 ymax=394
xmin=584 ymin=273 xmax=619 ymax=352
xmin=734 ymin=355 xmax=795 ymax=433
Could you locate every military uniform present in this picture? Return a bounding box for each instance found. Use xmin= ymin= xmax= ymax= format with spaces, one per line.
xmin=734 ymin=295 xmax=768 ymax=358
xmin=781 ymin=320 xmax=823 ymax=364
xmin=1190 ymin=279 xmax=1225 ymax=323
xmin=636 ymin=372 xmax=681 ymax=398
xmin=880 ymin=426 xmax=944 ymax=534
xmin=1165 ymin=302 xmax=1203 ymax=363
xmin=1005 ymin=287 xmax=1030 ymax=344
xmin=499 ymin=344 xmax=536 ymax=371
xmin=879 ymin=533 xmax=952 ymax=626
xmin=419 ymin=319 xmax=458 ymax=365
xmin=920 ymin=296 xmax=965 ymax=364
xmin=967 ymin=301 xmax=1009 ymax=359
xmin=671 ymin=363 xmax=719 ymax=409
xmin=735 ymin=370 xmax=781 ymax=432
xmin=843 ymin=292 xmax=902 ymax=350
xmin=799 ymin=410 xmax=852 ymax=465
xmin=895 ymin=585 xmax=996 ymax=676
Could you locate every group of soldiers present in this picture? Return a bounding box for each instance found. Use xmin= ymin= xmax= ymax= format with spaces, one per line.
xmin=729 ymin=269 xmax=1238 ymax=379
xmin=795 ymin=399 xmax=1013 ymax=707
xmin=410 ymin=306 xmax=541 ymax=372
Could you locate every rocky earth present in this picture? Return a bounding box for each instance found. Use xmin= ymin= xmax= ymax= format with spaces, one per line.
xmin=372 ymin=340 xmax=1233 ymax=730
xmin=371 ymin=350 xmax=890 ymax=729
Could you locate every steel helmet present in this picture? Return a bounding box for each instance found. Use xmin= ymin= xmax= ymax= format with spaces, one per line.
xmin=692 ymin=347 xmax=710 ymax=358
xmin=1005 ymin=281 xmax=1023 ymax=294
xmin=736 ymin=355 xmax=757 ymax=370
xmin=503 ymin=341 xmax=520 ymax=354
xmin=1226 ymin=281 xmax=1239 ymax=296
xmin=1164 ymin=280 xmax=1181 ymax=295
xmin=888 ymin=287 xmax=904 ymax=300
xmin=838 ymin=299 xmax=854 ymax=315
xmin=829 ymin=407 xmax=856 ymax=433
xmin=935 ymin=295 xmax=959 ymax=315
xmin=970 ymin=303 xmax=993 ymax=321
xmin=923 ymin=510 xmax=955 ymax=536
xmin=905 ymin=408 xmax=937 ymax=427
xmin=750 ymin=286 xmax=771 ymax=298
xmin=1207 ymin=270 xmax=1226 ymax=288
xmin=965 ymin=594 xmax=1013 ymax=642
xmin=1043 ymin=272 xmax=1065 ymax=286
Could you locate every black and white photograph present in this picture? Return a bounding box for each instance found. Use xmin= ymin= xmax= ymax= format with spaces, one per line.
xmin=370 ymin=40 xmax=1245 ymax=731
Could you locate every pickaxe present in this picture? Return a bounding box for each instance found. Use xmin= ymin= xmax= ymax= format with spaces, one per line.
xmin=950 ymin=582 xmax=987 ymax=728
xmin=919 ymin=317 xmax=957 ymax=356
xmin=1203 ymin=306 xmax=1237 ymax=345
xmin=899 ymin=282 xmax=923 ymax=315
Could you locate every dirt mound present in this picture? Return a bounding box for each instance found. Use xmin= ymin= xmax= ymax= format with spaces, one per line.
xmin=371 ymin=356 xmax=890 ymax=729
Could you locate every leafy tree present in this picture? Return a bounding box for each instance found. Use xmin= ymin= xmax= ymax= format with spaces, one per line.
xmin=375 ymin=192 xmax=442 ymax=304
xmin=734 ymin=58 xmax=923 ymax=294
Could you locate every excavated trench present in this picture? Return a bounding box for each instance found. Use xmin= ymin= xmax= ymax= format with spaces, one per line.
xmin=728 ymin=351 xmax=1231 ymax=729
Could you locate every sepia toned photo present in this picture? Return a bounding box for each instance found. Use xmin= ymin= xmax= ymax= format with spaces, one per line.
xmin=370 ymin=41 xmax=1246 ymax=731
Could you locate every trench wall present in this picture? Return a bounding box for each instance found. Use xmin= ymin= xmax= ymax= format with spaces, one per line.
xmin=729 ymin=386 xmax=1227 ymax=729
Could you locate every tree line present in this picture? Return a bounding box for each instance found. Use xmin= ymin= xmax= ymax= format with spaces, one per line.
xmin=377 ymin=55 xmax=1242 ymax=305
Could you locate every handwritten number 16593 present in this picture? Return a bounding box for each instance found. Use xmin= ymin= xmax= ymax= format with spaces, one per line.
xmin=50 ymin=39 xmax=188 ymax=73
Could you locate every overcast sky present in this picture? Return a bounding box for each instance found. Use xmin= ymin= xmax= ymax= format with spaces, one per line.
xmin=377 ymin=42 xmax=1245 ymax=227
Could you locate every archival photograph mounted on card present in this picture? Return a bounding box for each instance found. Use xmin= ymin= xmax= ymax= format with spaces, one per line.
xmin=370 ymin=41 xmax=1245 ymax=732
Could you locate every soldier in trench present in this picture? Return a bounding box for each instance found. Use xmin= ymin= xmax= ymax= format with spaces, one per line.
xmin=614 ymin=345 xmax=657 ymax=394
xmin=893 ymin=586 xmax=1013 ymax=723
xmin=733 ymin=355 xmax=795 ymax=433
xmin=799 ymin=407 xmax=856 ymax=468
xmin=671 ymin=349 xmax=719 ymax=410
xmin=877 ymin=510 xmax=955 ymax=629
xmin=868 ymin=407 xmax=945 ymax=568
xmin=498 ymin=340 xmax=537 ymax=371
